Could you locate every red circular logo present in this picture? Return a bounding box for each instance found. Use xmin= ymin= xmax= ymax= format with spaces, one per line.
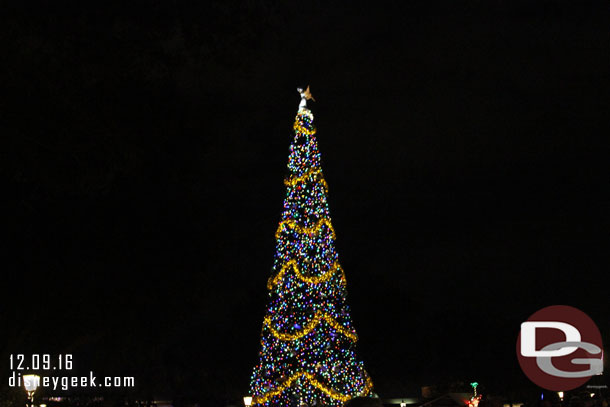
xmin=516 ymin=305 xmax=604 ymax=391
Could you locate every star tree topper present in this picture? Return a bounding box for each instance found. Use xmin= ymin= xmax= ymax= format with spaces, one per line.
xmin=297 ymin=85 xmax=315 ymax=110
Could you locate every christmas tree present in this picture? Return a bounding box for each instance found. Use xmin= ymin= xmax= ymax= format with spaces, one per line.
xmin=249 ymin=88 xmax=374 ymax=407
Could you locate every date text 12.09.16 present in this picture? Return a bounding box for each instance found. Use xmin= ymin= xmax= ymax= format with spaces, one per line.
xmin=9 ymin=354 xmax=73 ymax=370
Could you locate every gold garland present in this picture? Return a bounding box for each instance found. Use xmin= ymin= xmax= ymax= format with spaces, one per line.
xmin=284 ymin=168 xmax=329 ymax=192
xmin=252 ymin=371 xmax=374 ymax=404
xmin=275 ymin=218 xmax=336 ymax=240
xmin=294 ymin=121 xmax=317 ymax=136
xmin=264 ymin=311 xmax=358 ymax=342
xmin=267 ymin=259 xmax=345 ymax=290
xmin=284 ymin=167 xmax=321 ymax=186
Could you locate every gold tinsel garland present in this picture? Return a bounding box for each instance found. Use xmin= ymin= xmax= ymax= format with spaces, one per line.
xmin=267 ymin=259 xmax=345 ymax=290
xmin=293 ymin=121 xmax=317 ymax=136
xmin=284 ymin=168 xmax=329 ymax=192
xmin=275 ymin=218 xmax=336 ymax=240
xmin=263 ymin=310 xmax=358 ymax=342
xmin=252 ymin=371 xmax=373 ymax=404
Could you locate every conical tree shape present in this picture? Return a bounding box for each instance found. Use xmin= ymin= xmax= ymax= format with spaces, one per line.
xmin=249 ymin=102 xmax=373 ymax=406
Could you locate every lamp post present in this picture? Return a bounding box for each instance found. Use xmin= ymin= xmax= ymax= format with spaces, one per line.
xmin=243 ymin=396 xmax=253 ymax=407
xmin=23 ymin=375 xmax=40 ymax=407
xmin=468 ymin=382 xmax=481 ymax=407
xmin=470 ymin=382 xmax=479 ymax=398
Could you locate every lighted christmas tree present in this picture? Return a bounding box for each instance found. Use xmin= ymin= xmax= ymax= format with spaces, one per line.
xmin=249 ymin=87 xmax=374 ymax=407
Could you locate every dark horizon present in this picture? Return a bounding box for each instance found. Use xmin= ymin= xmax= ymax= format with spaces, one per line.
xmin=4 ymin=1 xmax=609 ymax=405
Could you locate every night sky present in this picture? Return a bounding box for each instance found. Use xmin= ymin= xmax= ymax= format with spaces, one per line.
xmin=4 ymin=1 xmax=609 ymax=405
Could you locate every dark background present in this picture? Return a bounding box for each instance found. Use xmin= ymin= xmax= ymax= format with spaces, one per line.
xmin=3 ymin=0 xmax=609 ymax=405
